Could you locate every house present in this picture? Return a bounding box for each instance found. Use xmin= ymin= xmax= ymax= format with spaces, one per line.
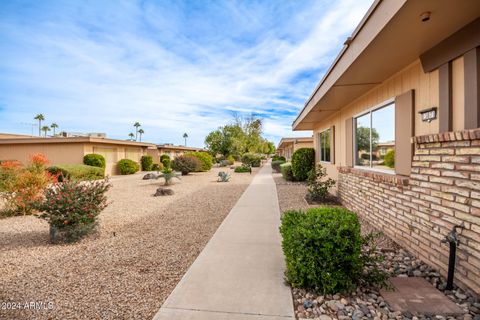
xmin=147 ymin=144 xmax=206 ymax=162
xmin=0 ymin=135 xmax=155 ymax=175
xmin=293 ymin=0 xmax=480 ymax=295
xmin=276 ymin=137 xmax=313 ymax=160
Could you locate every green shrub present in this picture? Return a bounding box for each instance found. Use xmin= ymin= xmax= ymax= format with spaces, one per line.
xmin=234 ymin=165 xmax=251 ymax=173
xmin=118 ymin=159 xmax=139 ymax=175
xmin=140 ymin=155 xmax=153 ymax=171
xmin=271 ymin=160 xmax=285 ymax=173
xmin=227 ymin=155 xmax=235 ymax=165
xmin=280 ymin=162 xmax=294 ymax=181
xmin=291 ymin=148 xmax=315 ymax=181
xmin=187 ymin=152 xmax=213 ymax=171
xmin=160 ymin=154 xmax=171 ymax=169
xmin=272 ymin=155 xmax=286 ymax=162
xmin=83 ymin=154 xmax=106 ymax=168
xmin=307 ymin=164 xmax=336 ymax=202
xmin=280 ymin=207 xmax=363 ymax=293
xmin=151 ymin=163 xmax=164 ymax=171
xmin=384 ymin=149 xmax=395 ymax=168
xmin=47 ymin=164 xmax=105 ymax=181
xmin=172 ymin=155 xmax=201 ymax=175
xmin=241 ymin=153 xmax=261 ymax=167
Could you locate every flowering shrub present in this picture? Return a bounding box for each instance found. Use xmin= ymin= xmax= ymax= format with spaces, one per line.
xmin=36 ymin=179 xmax=111 ymax=243
xmin=0 ymin=154 xmax=54 ymax=216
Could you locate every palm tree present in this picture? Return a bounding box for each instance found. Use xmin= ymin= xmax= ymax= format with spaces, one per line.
xmin=183 ymin=132 xmax=188 ymax=146
xmin=138 ymin=128 xmax=144 ymax=142
xmin=41 ymin=126 xmax=50 ymax=137
xmin=128 ymin=132 xmax=135 ymax=141
xmin=50 ymin=123 xmax=58 ymax=136
xmin=133 ymin=122 xmax=141 ymax=141
xmin=34 ymin=114 xmax=45 ymax=136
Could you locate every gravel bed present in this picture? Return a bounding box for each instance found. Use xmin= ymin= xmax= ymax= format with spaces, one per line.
xmin=274 ymin=173 xmax=479 ymax=320
xmin=0 ymin=166 xmax=255 ymax=320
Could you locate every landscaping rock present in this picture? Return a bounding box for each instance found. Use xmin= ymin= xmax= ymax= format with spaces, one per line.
xmin=154 ymin=187 xmax=174 ymax=196
xmin=143 ymin=173 xmax=157 ymax=180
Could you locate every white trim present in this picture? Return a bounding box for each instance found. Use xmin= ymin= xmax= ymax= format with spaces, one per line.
xmin=353 ymin=165 xmax=395 ymax=175
xmin=353 ymin=97 xmax=395 ymax=119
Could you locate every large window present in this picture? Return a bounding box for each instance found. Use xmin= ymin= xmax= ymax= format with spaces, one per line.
xmin=354 ymin=102 xmax=395 ymax=171
xmin=319 ymin=129 xmax=331 ymax=162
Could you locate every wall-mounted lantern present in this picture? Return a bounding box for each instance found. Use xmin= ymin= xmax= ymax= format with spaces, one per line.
xmin=419 ymin=107 xmax=437 ymax=123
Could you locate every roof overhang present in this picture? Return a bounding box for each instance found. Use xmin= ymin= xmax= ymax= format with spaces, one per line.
xmin=293 ymin=0 xmax=480 ymax=130
xmin=277 ymin=137 xmax=313 ymax=149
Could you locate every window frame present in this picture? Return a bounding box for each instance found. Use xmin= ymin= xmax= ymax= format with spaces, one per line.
xmin=318 ymin=128 xmax=331 ymax=163
xmin=353 ymin=98 xmax=396 ymax=175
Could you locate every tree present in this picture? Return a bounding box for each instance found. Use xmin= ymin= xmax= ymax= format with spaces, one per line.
xmin=133 ymin=122 xmax=141 ymax=141
xmin=34 ymin=114 xmax=45 ymax=137
xmin=128 ymin=132 xmax=135 ymax=141
xmin=50 ymin=123 xmax=58 ymax=136
xmin=183 ymin=133 xmax=188 ymax=146
xmin=138 ymin=129 xmax=144 ymax=142
xmin=41 ymin=126 xmax=50 ymax=137
xmin=355 ymin=127 xmax=379 ymax=152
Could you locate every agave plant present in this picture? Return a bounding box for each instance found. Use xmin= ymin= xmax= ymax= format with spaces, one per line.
xmin=159 ymin=167 xmax=181 ymax=185
xmin=217 ymin=171 xmax=230 ymax=182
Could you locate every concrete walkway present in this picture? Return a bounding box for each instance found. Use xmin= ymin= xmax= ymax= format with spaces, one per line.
xmin=153 ymin=164 xmax=294 ymax=320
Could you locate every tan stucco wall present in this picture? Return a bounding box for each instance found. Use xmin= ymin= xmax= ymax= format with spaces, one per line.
xmin=312 ymin=59 xmax=443 ymax=183
xmin=452 ymin=56 xmax=465 ymax=131
xmin=85 ymin=143 xmax=146 ymax=175
xmin=0 ymin=143 xmax=85 ymax=167
xmin=293 ymin=141 xmax=314 ymax=151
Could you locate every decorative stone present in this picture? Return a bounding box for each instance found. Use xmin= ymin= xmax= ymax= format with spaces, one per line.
xmin=455 ymin=292 xmax=467 ymax=300
xmin=143 ymin=173 xmax=157 ymax=180
xmin=303 ymin=300 xmax=313 ymax=309
xmin=319 ymin=315 xmax=332 ymax=320
xmin=154 ymin=187 xmax=174 ymax=196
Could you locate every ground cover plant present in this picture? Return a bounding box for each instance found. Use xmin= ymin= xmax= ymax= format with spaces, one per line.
xmin=291 ymin=148 xmax=315 ymax=181
xmin=172 ymin=155 xmax=201 ymax=175
xmin=48 ymin=164 xmax=105 ymax=181
xmin=83 ymin=153 xmax=106 ymax=169
xmin=118 ymin=159 xmax=139 ymax=175
xmin=141 ymin=155 xmax=153 ymax=171
xmin=36 ymin=179 xmax=111 ymax=243
xmin=280 ymin=207 xmax=388 ymax=294
xmin=234 ymin=165 xmax=251 ymax=173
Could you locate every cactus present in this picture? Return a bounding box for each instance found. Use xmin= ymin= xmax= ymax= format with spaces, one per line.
xmin=217 ymin=171 xmax=231 ymax=182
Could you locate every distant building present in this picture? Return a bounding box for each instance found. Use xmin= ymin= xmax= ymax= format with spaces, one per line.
xmin=276 ymin=137 xmax=313 ymax=160
xmin=59 ymin=132 xmax=107 ymax=138
xmin=147 ymin=144 xmax=207 ymax=161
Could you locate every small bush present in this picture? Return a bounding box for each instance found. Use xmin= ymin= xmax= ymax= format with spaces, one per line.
xmin=234 ymin=165 xmax=251 ymax=173
xmin=83 ymin=154 xmax=106 ymax=168
xmin=227 ymin=155 xmax=235 ymax=165
xmin=172 ymin=155 xmax=201 ymax=175
xmin=241 ymin=153 xmax=261 ymax=167
xmin=384 ymin=149 xmax=395 ymax=168
xmin=140 ymin=155 xmax=154 ymax=171
xmin=280 ymin=162 xmax=294 ymax=181
xmin=187 ymin=152 xmax=213 ymax=171
xmin=47 ymin=164 xmax=104 ymax=181
xmin=36 ymin=179 xmax=111 ymax=243
xmin=118 ymin=159 xmax=139 ymax=175
xmin=272 ymin=155 xmax=286 ymax=162
xmin=271 ymin=160 xmax=285 ymax=173
xmin=151 ymin=163 xmax=164 ymax=171
xmin=160 ymin=154 xmax=171 ymax=169
xmin=306 ymin=164 xmax=336 ymax=202
xmin=280 ymin=207 xmax=362 ymax=293
xmin=291 ymin=148 xmax=315 ymax=181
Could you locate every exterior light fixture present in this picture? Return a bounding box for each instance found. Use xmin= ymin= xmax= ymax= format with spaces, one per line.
xmin=419 ymin=107 xmax=437 ymax=122
xmin=420 ymin=11 xmax=431 ymax=22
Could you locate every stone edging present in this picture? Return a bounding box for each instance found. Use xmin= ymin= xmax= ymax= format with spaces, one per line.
xmin=412 ymin=128 xmax=480 ymax=144
xmin=337 ymin=166 xmax=409 ymax=187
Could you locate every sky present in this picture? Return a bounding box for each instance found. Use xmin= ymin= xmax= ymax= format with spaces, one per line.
xmin=0 ymin=0 xmax=373 ymax=147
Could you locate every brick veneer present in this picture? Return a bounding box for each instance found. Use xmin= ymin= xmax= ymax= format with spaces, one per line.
xmin=337 ymin=128 xmax=480 ymax=296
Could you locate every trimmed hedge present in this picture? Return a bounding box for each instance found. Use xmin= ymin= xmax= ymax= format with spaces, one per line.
xmin=291 ymin=148 xmax=315 ymax=181
xmin=241 ymin=153 xmax=261 ymax=167
xmin=280 ymin=207 xmax=362 ymax=293
xmin=141 ymin=155 xmax=153 ymax=171
xmin=83 ymin=154 xmax=106 ymax=168
xmin=118 ymin=159 xmax=139 ymax=175
xmin=160 ymin=154 xmax=171 ymax=169
xmin=272 ymin=155 xmax=286 ymax=162
xmin=271 ymin=160 xmax=285 ymax=173
xmin=172 ymin=155 xmax=201 ymax=175
xmin=47 ymin=164 xmax=105 ymax=181
xmin=186 ymin=152 xmax=213 ymax=171
xmin=280 ymin=162 xmax=294 ymax=181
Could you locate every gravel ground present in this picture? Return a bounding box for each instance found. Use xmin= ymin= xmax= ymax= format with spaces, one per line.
xmin=273 ymin=173 xmax=479 ymax=320
xmin=0 ymin=166 xmax=256 ymax=320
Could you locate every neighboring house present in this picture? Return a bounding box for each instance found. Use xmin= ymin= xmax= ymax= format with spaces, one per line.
xmin=147 ymin=144 xmax=206 ymax=162
xmin=0 ymin=133 xmax=34 ymax=139
xmin=293 ymin=1 xmax=480 ymax=295
xmin=276 ymin=137 xmax=313 ymax=160
xmin=0 ymin=136 xmax=155 ymax=175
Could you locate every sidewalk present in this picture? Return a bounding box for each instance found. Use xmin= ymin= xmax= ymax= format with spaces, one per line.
xmin=153 ymin=164 xmax=294 ymax=320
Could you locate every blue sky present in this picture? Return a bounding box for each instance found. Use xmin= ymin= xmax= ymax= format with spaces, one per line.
xmin=0 ymin=0 xmax=373 ymax=147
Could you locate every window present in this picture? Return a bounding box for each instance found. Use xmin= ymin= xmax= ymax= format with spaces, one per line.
xmin=319 ymin=129 xmax=331 ymax=162
xmin=354 ymin=102 xmax=395 ymax=171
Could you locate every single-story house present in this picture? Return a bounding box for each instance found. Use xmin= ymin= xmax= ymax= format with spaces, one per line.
xmin=276 ymin=137 xmax=313 ymax=160
xmin=293 ymin=0 xmax=480 ymax=295
xmin=0 ymin=135 xmax=156 ymax=175
xmin=147 ymin=144 xmax=207 ymax=162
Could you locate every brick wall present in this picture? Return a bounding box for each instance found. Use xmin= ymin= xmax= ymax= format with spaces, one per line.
xmin=337 ymin=128 xmax=480 ymax=296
